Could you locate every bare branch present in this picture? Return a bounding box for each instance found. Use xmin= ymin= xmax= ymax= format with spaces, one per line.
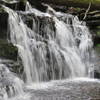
xmin=83 ymin=2 xmax=91 ymax=20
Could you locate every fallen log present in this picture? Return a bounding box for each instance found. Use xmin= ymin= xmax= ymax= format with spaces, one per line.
xmin=41 ymin=0 xmax=100 ymax=10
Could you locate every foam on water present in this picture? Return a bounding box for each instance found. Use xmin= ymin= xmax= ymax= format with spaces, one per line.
xmin=0 ymin=59 xmax=24 ymax=100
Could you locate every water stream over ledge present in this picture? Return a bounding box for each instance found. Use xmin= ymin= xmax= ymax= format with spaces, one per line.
xmin=0 ymin=1 xmax=99 ymax=100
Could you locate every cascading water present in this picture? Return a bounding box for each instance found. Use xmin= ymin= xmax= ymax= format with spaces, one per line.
xmin=3 ymin=2 xmax=95 ymax=83
xmin=0 ymin=1 xmax=97 ymax=100
xmin=72 ymin=17 xmax=95 ymax=76
xmin=0 ymin=59 xmax=24 ymax=100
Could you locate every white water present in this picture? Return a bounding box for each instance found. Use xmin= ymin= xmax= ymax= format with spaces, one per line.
xmin=3 ymin=2 xmax=95 ymax=84
xmin=0 ymin=59 xmax=24 ymax=100
xmin=1 ymin=2 xmax=98 ymax=100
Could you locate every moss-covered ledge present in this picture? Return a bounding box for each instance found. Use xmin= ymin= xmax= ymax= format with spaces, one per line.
xmin=0 ymin=39 xmax=18 ymax=61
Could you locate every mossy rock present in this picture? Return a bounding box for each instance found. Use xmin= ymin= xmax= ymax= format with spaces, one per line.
xmin=0 ymin=39 xmax=18 ymax=61
xmin=0 ymin=11 xmax=8 ymax=39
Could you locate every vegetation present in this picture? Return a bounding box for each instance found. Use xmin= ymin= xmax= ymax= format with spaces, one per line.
xmin=41 ymin=0 xmax=100 ymax=10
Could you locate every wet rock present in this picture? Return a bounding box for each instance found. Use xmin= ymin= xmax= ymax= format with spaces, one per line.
xmin=94 ymin=70 xmax=100 ymax=79
xmin=28 ymin=0 xmax=47 ymax=12
xmin=93 ymin=54 xmax=100 ymax=79
xmin=0 ymin=6 xmax=18 ymax=61
xmin=0 ymin=39 xmax=18 ymax=61
xmin=0 ymin=11 xmax=8 ymax=39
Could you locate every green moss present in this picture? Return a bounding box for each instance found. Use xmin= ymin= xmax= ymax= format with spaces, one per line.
xmin=0 ymin=7 xmax=5 ymax=13
xmin=96 ymin=26 xmax=100 ymax=36
xmin=97 ymin=31 xmax=100 ymax=36
xmin=76 ymin=8 xmax=81 ymax=12
xmin=95 ymin=44 xmax=100 ymax=54
xmin=0 ymin=39 xmax=18 ymax=60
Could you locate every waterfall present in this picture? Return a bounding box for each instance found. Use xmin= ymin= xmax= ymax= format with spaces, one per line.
xmin=73 ymin=17 xmax=95 ymax=77
xmin=2 ymin=2 xmax=95 ymax=83
xmin=0 ymin=1 xmax=99 ymax=100
xmin=2 ymin=2 xmax=96 ymax=84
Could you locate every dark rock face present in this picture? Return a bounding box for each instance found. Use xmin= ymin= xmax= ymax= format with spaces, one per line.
xmin=0 ymin=5 xmax=19 ymax=74
xmin=0 ymin=12 xmax=8 ymax=39
xmin=0 ymin=10 xmax=18 ymax=61
xmin=94 ymin=71 xmax=100 ymax=79
xmin=28 ymin=0 xmax=47 ymax=12
xmin=0 ymin=39 xmax=18 ymax=61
